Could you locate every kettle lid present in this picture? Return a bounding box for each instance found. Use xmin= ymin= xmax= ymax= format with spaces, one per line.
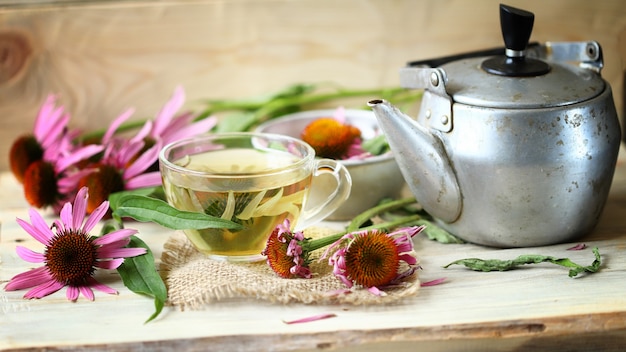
xmin=441 ymin=56 xmax=605 ymax=109
xmin=405 ymin=4 xmax=606 ymax=109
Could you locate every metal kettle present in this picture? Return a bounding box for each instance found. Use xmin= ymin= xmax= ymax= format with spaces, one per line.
xmin=369 ymin=4 xmax=621 ymax=247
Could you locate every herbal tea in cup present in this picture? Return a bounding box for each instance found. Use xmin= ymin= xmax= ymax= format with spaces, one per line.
xmin=159 ymin=132 xmax=352 ymax=262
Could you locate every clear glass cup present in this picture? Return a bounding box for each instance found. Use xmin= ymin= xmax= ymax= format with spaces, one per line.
xmin=159 ymin=132 xmax=352 ymax=262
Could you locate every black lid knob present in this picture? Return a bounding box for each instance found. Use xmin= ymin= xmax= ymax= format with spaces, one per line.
xmin=501 ymin=4 xmax=534 ymax=52
xmin=481 ymin=4 xmax=550 ymax=77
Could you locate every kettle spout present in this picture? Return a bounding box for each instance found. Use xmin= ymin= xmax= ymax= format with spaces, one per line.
xmin=368 ymin=99 xmax=462 ymax=223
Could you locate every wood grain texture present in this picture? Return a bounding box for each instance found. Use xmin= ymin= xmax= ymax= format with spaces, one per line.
xmin=0 ymin=0 xmax=624 ymax=172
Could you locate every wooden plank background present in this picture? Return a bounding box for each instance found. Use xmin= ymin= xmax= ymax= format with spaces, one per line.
xmin=0 ymin=0 xmax=625 ymax=172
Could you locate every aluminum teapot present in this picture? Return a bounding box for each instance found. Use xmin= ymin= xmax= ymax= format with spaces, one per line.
xmin=369 ymin=4 xmax=621 ymax=247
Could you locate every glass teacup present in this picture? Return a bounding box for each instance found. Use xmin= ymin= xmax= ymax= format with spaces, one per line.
xmin=159 ymin=132 xmax=352 ymax=262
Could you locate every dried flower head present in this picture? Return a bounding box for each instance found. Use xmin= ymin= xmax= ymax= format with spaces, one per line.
xmin=321 ymin=226 xmax=424 ymax=294
xmin=300 ymin=110 xmax=361 ymax=159
xmin=262 ymin=219 xmax=312 ymax=279
xmin=4 ymin=187 xmax=146 ymax=301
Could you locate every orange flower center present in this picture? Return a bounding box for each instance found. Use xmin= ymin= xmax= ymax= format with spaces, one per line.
xmin=9 ymin=134 xmax=43 ymax=183
xmin=79 ymin=164 xmax=125 ymax=214
xmin=263 ymin=228 xmax=296 ymax=278
xmin=344 ymin=231 xmax=400 ymax=288
xmin=45 ymin=231 xmax=97 ymax=286
xmin=22 ymin=160 xmax=59 ymax=208
xmin=301 ymin=118 xmax=361 ymax=159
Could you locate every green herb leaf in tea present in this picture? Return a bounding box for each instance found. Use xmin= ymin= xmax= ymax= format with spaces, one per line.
xmin=111 ymin=194 xmax=244 ymax=231
xmin=444 ymin=247 xmax=602 ymax=278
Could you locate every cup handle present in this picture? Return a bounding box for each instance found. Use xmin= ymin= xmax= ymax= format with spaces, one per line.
xmin=295 ymin=159 xmax=352 ymax=230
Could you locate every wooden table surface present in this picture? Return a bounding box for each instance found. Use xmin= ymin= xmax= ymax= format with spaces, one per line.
xmin=2 ymin=148 xmax=626 ymax=352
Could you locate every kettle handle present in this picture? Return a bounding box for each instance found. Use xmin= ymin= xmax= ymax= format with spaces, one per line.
xmin=406 ymin=42 xmax=541 ymax=68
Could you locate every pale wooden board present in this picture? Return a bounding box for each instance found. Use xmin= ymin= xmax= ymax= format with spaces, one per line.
xmin=0 ymin=0 xmax=624 ymax=172
xmin=1 ymin=148 xmax=626 ymax=351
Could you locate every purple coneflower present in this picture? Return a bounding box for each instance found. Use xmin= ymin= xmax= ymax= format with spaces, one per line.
xmin=4 ymin=187 xmax=146 ymax=301
xmin=262 ymin=219 xmax=314 ymax=279
xmin=22 ymin=144 xmax=104 ymax=212
xmin=78 ymin=107 xmax=162 ymax=213
xmin=321 ymin=226 xmax=424 ymax=295
xmin=9 ymin=94 xmax=71 ymax=183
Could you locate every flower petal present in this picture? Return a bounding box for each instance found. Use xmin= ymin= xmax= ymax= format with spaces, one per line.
xmin=66 ymin=285 xmax=80 ymax=301
xmin=24 ymin=279 xmax=65 ymax=299
xmin=367 ymin=286 xmax=387 ymax=296
xmin=15 ymin=246 xmax=45 ymax=263
xmin=567 ymin=243 xmax=587 ymax=251
xmin=98 ymin=239 xmax=131 ymax=250
xmin=33 ymin=95 xmax=58 ymax=140
xmin=130 ymin=120 xmax=153 ymax=145
xmin=86 ymin=277 xmax=118 ymax=295
xmin=16 ymin=211 xmax=53 ymax=245
xmin=59 ymin=201 xmax=73 ymax=233
xmin=124 ymin=172 xmax=162 ymax=190
xmin=282 ymin=313 xmax=337 ymax=324
xmin=4 ymin=267 xmax=52 ymax=291
xmin=55 ymin=144 xmax=104 ymax=173
xmin=93 ymin=229 xmax=138 ymax=245
xmin=152 ymin=85 xmax=185 ymax=136
xmin=103 ymin=108 xmax=135 ymax=144
xmin=78 ymin=285 xmax=95 ymax=301
xmin=398 ymin=252 xmax=418 ymax=266
xmin=163 ymin=116 xmax=218 ymax=143
xmin=420 ymin=278 xmax=447 ymax=287
xmin=97 ymin=247 xmax=146 ymax=261
xmin=72 ymin=187 xmax=89 ymax=230
xmin=83 ymin=200 xmax=109 ymax=233
xmin=95 ymin=258 xmax=125 ymax=270
xmin=123 ymin=143 xmax=161 ymax=181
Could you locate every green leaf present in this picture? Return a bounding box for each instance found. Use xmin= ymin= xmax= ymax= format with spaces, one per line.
xmin=117 ymin=236 xmax=168 ymax=323
xmin=415 ymin=219 xmax=465 ymax=244
xmin=444 ymin=247 xmax=602 ymax=278
xmin=109 ymin=187 xmax=164 ymax=209
xmin=215 ymin=112 xmax=260 ymax=132
xmin=346 ymin=197 xmax=417 ymax=232
xmin=361 ymin=135 xmax=390 ymax=156
xmin=111 ymin=194 xmax=244 ymax=231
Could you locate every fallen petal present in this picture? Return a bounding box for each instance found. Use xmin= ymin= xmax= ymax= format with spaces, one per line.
xmin=282 ymin=313 xmax=337 ymax=324
xmin=567 ymin=243 xmax=587 ymax=251
xmin=323 ymin=289 xmax=352 ymax=297
xmin=420 ymin=277 xmax=447 ymax=287
xmin=367 ymin=286 xmax=387 ymax=296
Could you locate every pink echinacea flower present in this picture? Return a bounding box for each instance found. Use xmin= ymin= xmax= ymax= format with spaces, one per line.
xmin=4 ymin=187 xmax=146 ymax=301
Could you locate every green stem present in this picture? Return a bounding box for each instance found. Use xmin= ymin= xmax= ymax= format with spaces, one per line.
xmin=346 ymin=197 xmax=417 ymax=232
xmin=355 ymin=214 xmax=422 ymax=233
xmin=304 ymin=215 xmax=422 ymax=253
xmin=79 ymin=119 xmax=147 ymax=143
xmin=249 ymin=87 xmax=414 ymax=125
xmin=77 ymin=86 xmax=421 ymax=142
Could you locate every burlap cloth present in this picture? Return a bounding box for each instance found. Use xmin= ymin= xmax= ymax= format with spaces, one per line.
xmin=159 ymin=227 xmax=421 ymax=310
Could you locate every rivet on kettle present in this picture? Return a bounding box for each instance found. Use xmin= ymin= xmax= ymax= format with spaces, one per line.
xmin=585 ymin=42 xmax=597 ymax=60
xmin=440 ymin=115 xmax=449 ymax=125
xmin=425 ymin=109 xmax=432 ymax=119
xmin=430 ymin=72 xmax=439 ymax=87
